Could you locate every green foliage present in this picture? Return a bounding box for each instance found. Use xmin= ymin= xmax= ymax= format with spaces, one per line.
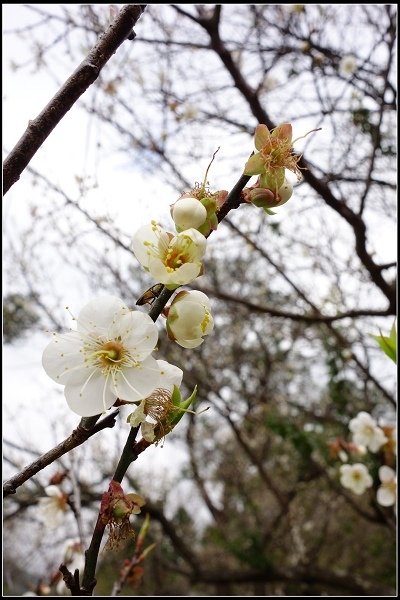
xmin=372 ymin=322 xmax=397 ymax=363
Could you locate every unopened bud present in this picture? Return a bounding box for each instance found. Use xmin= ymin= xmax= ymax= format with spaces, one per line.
xmin=172 ymin=197 xmax=207 ymax=230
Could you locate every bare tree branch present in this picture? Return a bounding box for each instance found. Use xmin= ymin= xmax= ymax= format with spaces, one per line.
xmin=3 ymin=4 xmax=146 ymax=195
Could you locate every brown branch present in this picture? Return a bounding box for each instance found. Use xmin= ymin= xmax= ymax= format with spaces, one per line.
xmin=195 ymin=285 xmax=392 ymax=323
xmin=3 ymin=4 xmax=146 ymax=195
xmin=186 ymin=416 xmax=224 ymax=522
xmin=186 ymin=11 xmax=395 ymax=312
xmin=192 ymin=565 xmax=392 ymax=596
xmin=3 ymin=410 xmax=119 ymax=497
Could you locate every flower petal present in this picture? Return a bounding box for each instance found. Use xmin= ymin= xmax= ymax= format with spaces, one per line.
xmin=42 ymin=332 xmax=86 ymax=385
xmin=379 ymin=465 xmax=395 ymax=483
xmin=141 ymin=421 xmax=156 ymax=442
xmin=65 ymin=370 xmax=117 ymax=417
xmin=109 ymin=311 xmax=158 ymax=361
xmin=272 ymin=123 xmax=292 ymax=142
xmin=174 ymin=337 xmax=204 ymax=349
xmin=243 ymin=153 xmax=265 ymax=176
xmin=149 ymin=260 xmax=201 ymax=286
xmin=128 ymin=401 xmax=146 ymax=427
xmin=132 ymin=223 xmax=170 ymax=269
xmin=157 ymin=359 xmax=183 ymax=391
xmin=114 ymin=356 xmax=161 ymax=402
xmin=77 ymin=296 xmax=128 ymax=336
xmin=377 ymin=486 xmax=395 ymax=506
xmin=254 ymin=124 xmax=271 ymax=150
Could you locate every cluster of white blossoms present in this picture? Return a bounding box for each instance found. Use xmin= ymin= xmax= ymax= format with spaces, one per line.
xmin=132 ymin=196 xmax=215 ymax=350
xmin=338 ymin=411 xmax=396 ymax=509
xmin=43 ymin=184 xmax=215 ymax=428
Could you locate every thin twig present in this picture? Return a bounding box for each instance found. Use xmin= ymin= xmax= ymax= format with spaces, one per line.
xmin=3 ymin=410 xmax=119 ymax=497
xmin=3 ymin=5 xmax=146 ymax=194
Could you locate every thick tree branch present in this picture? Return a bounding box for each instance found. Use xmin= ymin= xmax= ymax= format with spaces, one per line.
xmin=3 ymin=4 xmax=146 ymax=195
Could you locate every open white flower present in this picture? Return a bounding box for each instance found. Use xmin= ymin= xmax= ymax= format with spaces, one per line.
xmin=172 ymin=197 xmax=207 ymax=231
xmin=349 ymin=412 xmax=387 ymax=453
xmin=128 ymin=360 xmax=183 ymax=442
xmin=339 ymin=463 xmax=373 ymax=495
xmin=166 ymin=290 xmax=214 ymax=349
xmin=132 ymin=222 xmax=207 ymax=287
xmin=42 ymin=296 xmax=164 ymax=417
xmin=377 ymin=466 xmax=396 ymax=507
xmin=37 ymin=485 xmax=69 ymax=527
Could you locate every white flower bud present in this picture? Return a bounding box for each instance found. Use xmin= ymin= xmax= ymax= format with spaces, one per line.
xmin=172 ymin=197 xmax=207 ymax=230
xmin=167 ymin=291 xmax=214 ymax=348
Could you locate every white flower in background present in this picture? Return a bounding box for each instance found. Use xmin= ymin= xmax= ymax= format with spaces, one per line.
xmin=128 ymin=360 xmax=183 ymax=442
xmin=340 ymin=463 xmax=373 ymax=495
xmin=261 ymin=74 xmax=278 ymax=93
xmin=181 ymin=103 xmax=198 ymax=121
xmin=42 ymin=296 xmax=164 ymax=417
xmin=56 ymin=540 xmax=85 ymax=595
xmin=132 ymin=222 xmax=207 ymax=287
xmin=37 ymin=485 xmax=69 ymax=527
xmin=339 ymin=54 xmax=357 ymax=76
xmin=349 ymin=412 xmax=388 ymax=453
xmin=172 ymin=197 xmax=207 ymax=231
xmin=166 ymin=290 xmax=214 ymax=349
xmin=377 ymin=466 xmax=396 ymax=507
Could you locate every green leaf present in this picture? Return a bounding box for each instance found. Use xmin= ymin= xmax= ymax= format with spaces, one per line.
xmin=372 ymin=322 xmax=396 ymax=363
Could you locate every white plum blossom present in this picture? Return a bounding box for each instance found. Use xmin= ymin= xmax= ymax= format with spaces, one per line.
xmin=37 ymin=485 xmax=69 ymax=527
xmin=172 ymin=197 xmax=207 ymax=231
xmin=340 ymin=463 xmax=373 ymax=495
xmin=349 ymin=412 xmax=388 ymax=453
xmin=339 ymin=54 xmax=357 ymax=76
xmin=42 ymin=296 xmax=165 ymax=417
xmin=166 ymin=290 xmax=214 ymax=349
xmin=56 ymin=540 xmax=85 ymax=595
xmin=377 ymin=466 xmax=396 ymax=507
xmin=132 ymin=222 xmax=207 ymax=287
xmin=128 ymin=359 xmax=183 ymax=442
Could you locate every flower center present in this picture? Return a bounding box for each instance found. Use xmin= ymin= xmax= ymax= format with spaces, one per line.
xmin=164 ymin=246 xmax=186 ymax=271
xmin=96 ymin=341 xmax=125 ymax=367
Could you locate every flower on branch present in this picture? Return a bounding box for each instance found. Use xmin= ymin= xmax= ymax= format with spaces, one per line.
xmin=166 ymin=290 xmax=214 ymax=349
xmin=376 ymin=466 xmax=396 ymax=507
xmin=171 ymin=197 xmax=208 ymax=231
xmin=245 ymin=177 xmax=294 ymax=212
xmin=56 ymin=539 xmax=85 ymax=595
xmin=42 ymin=296 xmax=166 ymax=417
xmin=37 ymin=485 xmax=69 ymax=527
xmin=339 ymin=463 xmax=373 ymax=495
xmin=349 ymin=411 xmax=388 ymax=453
xmin=132 ymin=222 xmax=207 ymax=288
xmin=244 ymin=123 xmax=303 ymax=193
xmin=127 ymin=360 xmax=183 ymax=442
xmin=100 ymin=480 xmax=145 ymax=551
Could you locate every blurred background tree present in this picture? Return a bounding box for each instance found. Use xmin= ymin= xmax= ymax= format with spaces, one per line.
xmin=3 ymin=4 xmax=396 ymax=596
